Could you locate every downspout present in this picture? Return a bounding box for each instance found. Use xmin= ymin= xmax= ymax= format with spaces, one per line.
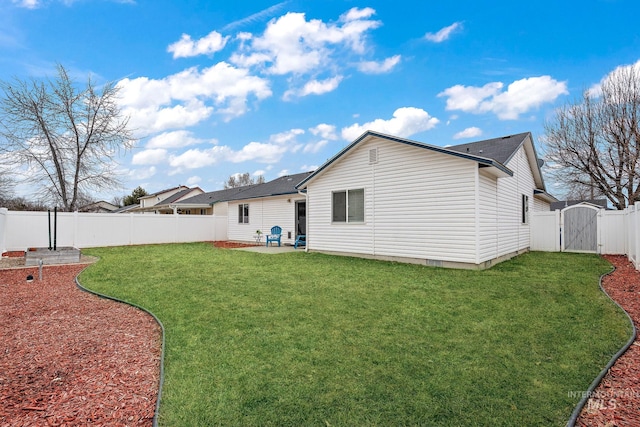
xmin=297 ymin=190 xmax=308 ymax=252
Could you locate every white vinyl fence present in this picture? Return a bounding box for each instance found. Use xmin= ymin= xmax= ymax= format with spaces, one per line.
xmin=0 ymin=208 xmax=228 ymax=254
xmin=530 ymin=202 xmax=640 ymax=269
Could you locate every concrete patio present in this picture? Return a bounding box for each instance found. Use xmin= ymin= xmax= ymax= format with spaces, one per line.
xmin=233 ymin=245 xmax=300 ymax=254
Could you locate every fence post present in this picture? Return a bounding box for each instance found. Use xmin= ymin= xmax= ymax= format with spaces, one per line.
xmin=554 ymin=209 xmax=561 ymax=252
xmin=0 ymin=208 xmax=7 ymax=255
xmin=635 ymin=202 xmax=640 ymax=269
xmin=73 ymin=210 xmax=79 ymax=248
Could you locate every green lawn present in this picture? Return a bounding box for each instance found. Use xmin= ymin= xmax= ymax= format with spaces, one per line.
xmin=79 ymin=243 xmax=631 ymax=426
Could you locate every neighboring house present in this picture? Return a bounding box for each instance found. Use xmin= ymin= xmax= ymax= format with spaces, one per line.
xmin=173 ymin=186 xmax=260 ymax=216
xmin=78 ymin=201 xmax=119 ymax=213
xmin=295 ymin=131 xmax=557 ymax=269
xmin=132 ymin=186 xmax=204 ymax=214
xmin=112 ymin=204 xmax=138 ymax=214
xmin=550 ymin=199 xmax=609 ymax=211
xmin=224 ymin=172 xmax=312 ymax=245
xmin=175 ymin=173 xmax=312 ymax=244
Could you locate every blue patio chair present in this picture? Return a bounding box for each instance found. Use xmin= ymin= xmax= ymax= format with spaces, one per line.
xmin=266 ymin=226 xmax=282 ymax=247
xmin=294 ymin=235 xmax=306 ymax=249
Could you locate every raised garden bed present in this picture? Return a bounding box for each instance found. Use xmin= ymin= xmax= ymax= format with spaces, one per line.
xmin=25 ymin=247 xmax=81 ymax=266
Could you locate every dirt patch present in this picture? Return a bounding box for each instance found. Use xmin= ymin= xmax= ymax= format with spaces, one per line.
xmin=0 ymin=264 xmax=161 ymax=426
xmin=212 ymin=241 xmax=260 ymax=249
xmin=576 ymin=255 xmax=640 ymax=426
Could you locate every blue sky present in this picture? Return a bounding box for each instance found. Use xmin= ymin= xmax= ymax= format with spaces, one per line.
xmin=2 ymin=0 xmax=640 ymax=200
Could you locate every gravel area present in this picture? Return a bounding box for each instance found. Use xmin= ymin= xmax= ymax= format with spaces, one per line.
xmin=0 ymin=262 xmax=161 ymax=426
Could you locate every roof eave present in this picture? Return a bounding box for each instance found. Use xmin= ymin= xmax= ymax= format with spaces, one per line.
xmin=534 ymin=189 xmax=558 ymax=203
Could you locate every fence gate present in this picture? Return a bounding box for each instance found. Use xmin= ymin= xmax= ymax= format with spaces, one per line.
xmin=561 ymin=205 xmax=600 ymax=253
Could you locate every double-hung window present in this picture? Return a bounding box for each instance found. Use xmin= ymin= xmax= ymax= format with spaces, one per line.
xmin=332 ymin=189 xmax=364 ymax=223
xmin=238 ymin=203 xmax=249 ymax=224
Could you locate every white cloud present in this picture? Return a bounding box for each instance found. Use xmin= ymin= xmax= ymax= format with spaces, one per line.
xmin=269 ymin=128 xmax=305 ymax=144
xmin=128 ymin=166 xmax=157 ymax=180
xmin=132 ymin=148 xmax=168 ymax=165
xmin=221 ymin=1 xmax=289 ymax=32
xmin=167 ymin=130 xmax=297 ymax=174
xmin=439 ymin=82 xmax=503 ymax=112
xmin=303 ymin=139 xmax=328 ymax=153
xmin=300 ymin=164 xmax=318 ymax=172
xmin=116 ymin=62 xmax=272 ymax=134
xmin=341 ymin=7 xmax=376 ymax=22
xmin=230 ymin=8 xmax=381 ymax=75
xmin=425 ymin=22 xmax=462 ymax=43
xmin=185 ymin=176 xmax=201 ymax=186
xmin=146 ymin=130 xmax=207 ymax=149
xmin=167 ymin=31 xmax=229 ymax=59
xmin=309 ymin=123 xmax=338 ymax=140
xmin=228 ymin=141 xmax=288 ymax=163
xmin=357 ymin=55 xmax=401 ymax=74
xmin=278 ymin=169 xmax=290 ymax=177
xmin=453 ymin=127 xmax=482 ymax=139
xmin=284 ymin=75 xmax=343 ymax=100
xmin=439 ymin=76 xmax=568 ymax=120
xmin=341 ymin=107 xmax=440 ymax=141
xmin=587 ymin=59 xmax=640 ymax=98
xmin=169 ymin=146 xmax=231 ymax=171
xmin=11 ymin=0 xmax=39 ymax=8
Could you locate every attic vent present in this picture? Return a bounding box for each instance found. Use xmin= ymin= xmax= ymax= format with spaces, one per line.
xmin=369 ymin=148 xmax=378 ymax=164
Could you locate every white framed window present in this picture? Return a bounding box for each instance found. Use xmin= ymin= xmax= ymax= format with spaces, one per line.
xmin=332 ymin=189 xmax=364 ymax=223
xmin=522 ymin=194 xmax=529 ymax=224
xmin=238 ymin=203 xmax=249 ymax=224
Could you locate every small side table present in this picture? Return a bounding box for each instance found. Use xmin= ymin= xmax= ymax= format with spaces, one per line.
xmin=254 ymin=234 xmax=262 ymax=244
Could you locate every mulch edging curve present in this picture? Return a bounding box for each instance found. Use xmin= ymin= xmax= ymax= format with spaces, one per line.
xmin=74 ymin=270 xmax=166 ymax=427
xmin=573 ymin=255 xmax=640 ymax=426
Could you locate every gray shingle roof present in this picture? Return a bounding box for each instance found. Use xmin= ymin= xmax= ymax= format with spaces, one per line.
xmin=159 ymin=188 xmax=196 ymax=204
xmin=447 ymin=132 xmax=530 ymax=164
xmin=176 ymin=172 xmax=313 ymax=205
xmin=222 ymin=172 xmax=313 ymax=201
xmin=550 ymin=199 xmax=608 ymax=211
xmin=175 ymin=185 xmax=259 ymax=205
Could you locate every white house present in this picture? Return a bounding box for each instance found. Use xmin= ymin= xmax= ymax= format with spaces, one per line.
xmin=172 ymin=172 xmax=312 ymax=245
xmin=225 ymin=172 xmax=312 ymax=245
xmin=295 ymin=131 xmax=556 ymax=269
xmin=133 ymin=186 xmax=204 ymax=214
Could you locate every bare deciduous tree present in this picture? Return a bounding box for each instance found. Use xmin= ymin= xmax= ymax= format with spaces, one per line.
xmin=545 ymin=64 xmax=640 ymax=210
xmin=224 ymin=172 xmax=265 ymax=189
xmin=0 ymin=64 xmax=135 ymax=211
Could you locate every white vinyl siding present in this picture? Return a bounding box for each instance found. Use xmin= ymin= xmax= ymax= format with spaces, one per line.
xmin=478 ymin=170 xmax=499 ymax=263
xmin=228 ymin=196 xmax=303 ymax=244
xmin=307 ymin=136 xmax=478 ymax=263
xmin=496 ymin=142 xmax=536 ymax=256
xmin=533 ymin=196 xmax=550 ymax=212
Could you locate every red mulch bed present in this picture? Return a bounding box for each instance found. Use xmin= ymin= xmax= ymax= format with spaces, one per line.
xmin=576 ymin=255 xmax=640 ymax=426
xmin=212 ymin=241 xmax=259 ymax=249
xmin=0 ymin=263 xmax=161 ymax=427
